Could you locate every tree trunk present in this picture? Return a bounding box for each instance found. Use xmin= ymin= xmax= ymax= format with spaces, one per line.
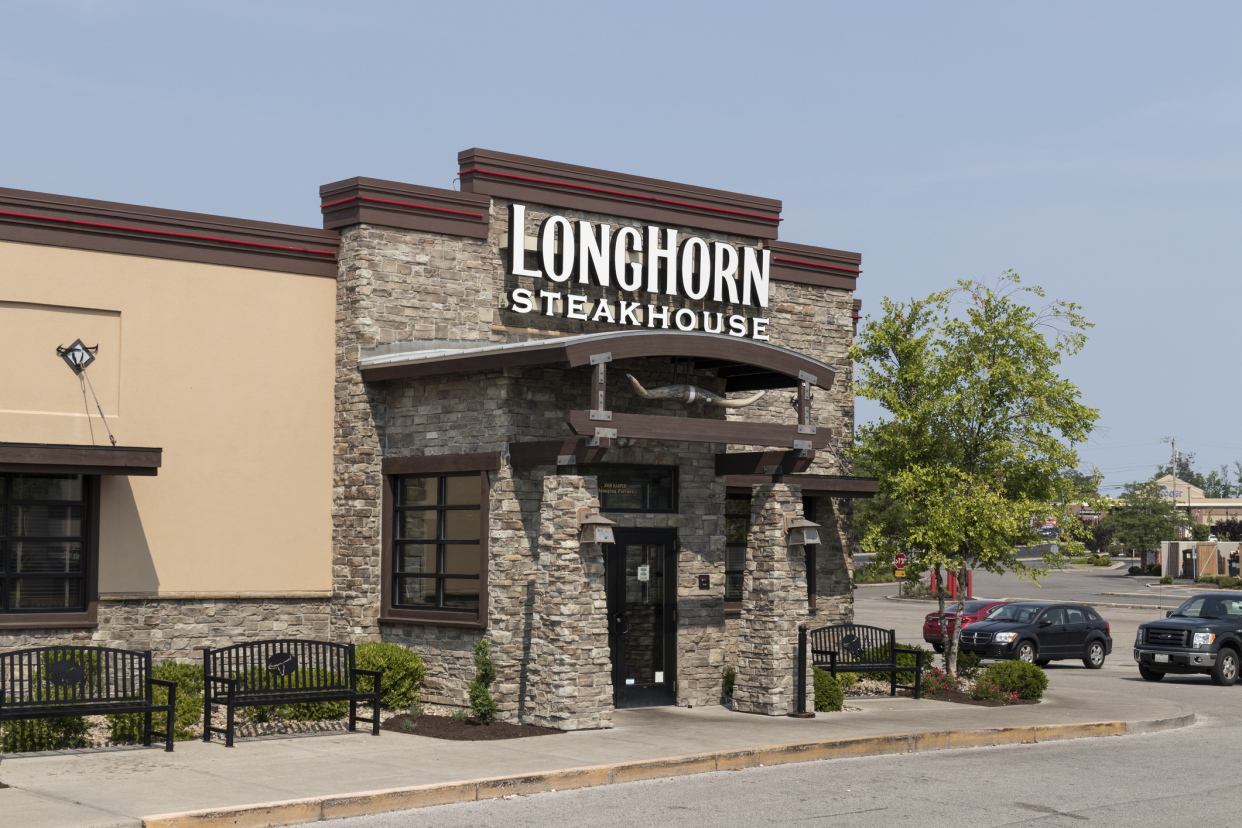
xmin=945 ymin=564 xmax=969 ymax=679
xmin=934 ymin=564 xmax=948 ymax=671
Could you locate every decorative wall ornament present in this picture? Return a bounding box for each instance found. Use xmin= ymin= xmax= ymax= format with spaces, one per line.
xmin=56 ymin=339 xmax=97 ymax=374
xmin=625 ymin=374 xmax=766 ymax=409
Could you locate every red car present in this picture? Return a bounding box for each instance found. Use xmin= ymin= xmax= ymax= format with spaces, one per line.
xmin=923 ymin=600 xmax=1008 ymax=652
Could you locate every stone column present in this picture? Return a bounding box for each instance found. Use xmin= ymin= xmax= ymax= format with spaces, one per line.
xmin=733 ymin=482 xmax=812 ymax=716
xmin=523 ymin=475 xmax=614 ymax=730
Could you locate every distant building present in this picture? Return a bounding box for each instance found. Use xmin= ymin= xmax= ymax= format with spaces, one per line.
xmin=1154 ymin=475 xmax=1242 ymax=531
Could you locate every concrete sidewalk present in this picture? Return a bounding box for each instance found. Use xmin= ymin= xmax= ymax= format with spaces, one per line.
xmin=0 ymin=688 xmax=1193 ymax=828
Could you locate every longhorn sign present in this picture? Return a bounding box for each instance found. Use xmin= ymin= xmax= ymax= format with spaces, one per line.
xmin=625 ymin=374 xmax=765 ymax=409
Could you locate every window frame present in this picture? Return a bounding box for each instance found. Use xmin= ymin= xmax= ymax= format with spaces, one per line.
xmin=380 ymin=453 xmax=498 ymax=628
xmin=723 ymin=492 xmax=750 ymax=614
xmin=0 ymin=473 xmax=99 ymax=629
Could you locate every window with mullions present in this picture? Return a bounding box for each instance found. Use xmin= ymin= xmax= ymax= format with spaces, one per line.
xmin=724 ymin=493 xmax=750 ymax=602
xmin=392 ymin=474 xmax=482 ymax=612
xmin=1 ymin=474 xmax=87 ymax=613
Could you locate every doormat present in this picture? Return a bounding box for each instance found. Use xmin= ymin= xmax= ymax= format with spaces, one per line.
xmin=381 ymin=714 xmax=566 ymax=741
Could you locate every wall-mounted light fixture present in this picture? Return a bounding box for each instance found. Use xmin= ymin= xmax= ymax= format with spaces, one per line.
xmin=784 ymin=513 xmax=821 ymax=546
xmin=577 ymin=508 xmax=618 ymax=544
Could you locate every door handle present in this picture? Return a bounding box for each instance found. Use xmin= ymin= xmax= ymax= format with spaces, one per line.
xmin=615 ymin=614 xmax=630 ymax=634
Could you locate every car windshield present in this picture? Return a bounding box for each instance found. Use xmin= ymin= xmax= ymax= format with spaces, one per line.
xmin=1169 ymin=596 xmax=1242 ymax=620
xmin=987 ymin=604 xmax=1042 ymax=624
xmin=961 ymin=601 xmax=991 ymax=614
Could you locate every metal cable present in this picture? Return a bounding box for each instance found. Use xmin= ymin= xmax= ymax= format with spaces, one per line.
xmin=82 ymin=368 xmax=117 ymax=446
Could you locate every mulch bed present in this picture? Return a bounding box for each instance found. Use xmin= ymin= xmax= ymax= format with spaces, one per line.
xmin=381 ymin=713 xmax=565 ymax=741
xmin=913 ymin=689 xmax=1038 ymax=707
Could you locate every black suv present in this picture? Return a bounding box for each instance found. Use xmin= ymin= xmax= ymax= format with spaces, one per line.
xmin=1134 ymin=592 xmax=1242 ymax=685
xmin=958 ymin=602 xmax=1113 ymax=667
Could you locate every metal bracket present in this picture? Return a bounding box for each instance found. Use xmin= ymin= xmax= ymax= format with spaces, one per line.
xmin=585 ymin=436 xmax=611 ymax=448
xmin=793 ymin=439 xmax=813 ymax=451
xmin=590 ymin=410 xmax=613 ymax=421
xmin=797 ymin=370 xmax=818 ymax=386
xmin=557 ymin=455 xmax=577 ymax=465
xmin=590 ymin=352 xmax=613 ymax=365
xmin=797 ymin=424 xmax=816 ymax=434
xmin=594 ymin=427 xmax=618 ymax=439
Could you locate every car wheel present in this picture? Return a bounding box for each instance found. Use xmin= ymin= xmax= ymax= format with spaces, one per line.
xmin=1211 ymin=648 xmax=1239 ymax=687
xmin=1083 ymin=641 xmax=1106 ymax=670
xmin=1016 ymin=641 xmax=1037 ymax=663
xmin=1138 ymin=664 xmax=1164 ymax=682
xmin=932 ymin=643 xmax=944 ymax=653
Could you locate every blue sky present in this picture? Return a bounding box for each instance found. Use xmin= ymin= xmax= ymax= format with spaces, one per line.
xmin=4 ymin=1 xmax=1239 ymax=490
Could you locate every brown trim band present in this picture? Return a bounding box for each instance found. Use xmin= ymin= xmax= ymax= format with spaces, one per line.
xmin=381 ymin=453 xmax=502 ymax=475
xmin=319 ymin=178 xmax=491 ymax=239
xmin=715 ymin=450 xmax=815 ymax=476
xmin=0 ymin=186 xmax=339 ymax=278
xmin=768 ymin=240 xmax=862 ymax=291
xmin=0 ymin=442 xmax=162 ymax=476
xmin=458 ymin=148 xmax=782 ymax=240
xmin=509 ymin=440 xmax=611 ymax=468
xmin=724 ymin=474 xmax=879 ymax=497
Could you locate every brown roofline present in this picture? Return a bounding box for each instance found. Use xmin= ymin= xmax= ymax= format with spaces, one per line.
xmin=0 ymin=186 xmax=339 ymax=277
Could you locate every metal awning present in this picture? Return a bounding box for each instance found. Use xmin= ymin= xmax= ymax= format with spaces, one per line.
xmin=358 ymin=330 xmax=836 ymax=392
xmin=0 ymin=443 xmax=163 ymax=476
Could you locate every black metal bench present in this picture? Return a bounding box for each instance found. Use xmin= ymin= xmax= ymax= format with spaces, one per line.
xmin=809 ymin=624 xmax=923 ymax=699
xmin=0 ymin=646 xmax=177 ymax=751
xmin=202 ymin=639 xmax=381 ymax=747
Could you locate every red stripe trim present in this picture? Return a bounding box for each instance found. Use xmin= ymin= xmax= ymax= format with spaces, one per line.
xmin=458 ymin=168 xmax=782 ymax=223
xmin=772 ymin=256 xmax=861 ymax=274
xmin=0 ymin=209 xmax=337 ymax=256
xmin=320 ymin=195 xmax=485 ymax=219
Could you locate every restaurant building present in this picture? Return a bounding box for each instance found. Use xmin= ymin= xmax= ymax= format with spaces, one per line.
xmin=0 ymin=150 xmax=876 ymax=726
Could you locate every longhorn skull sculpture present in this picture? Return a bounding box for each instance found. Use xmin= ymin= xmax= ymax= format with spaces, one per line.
xmin=625 ymin=374 xmax=766 ymax=409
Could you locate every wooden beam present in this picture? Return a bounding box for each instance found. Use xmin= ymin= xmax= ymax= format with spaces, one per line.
xmin=508 ymin=439 xmax=611 ymax=467
xmin=724 ymin=474 xmax=880 ymax=497
xmin=0 ymin=443 xmax=162 ymax=476
xmin=566 ymin=411 xmax=832 ymax=449
xmin=714 ymin=450 xmax=816 ymax=476
xmin=381 ymin=452 xmax=502 ymax=475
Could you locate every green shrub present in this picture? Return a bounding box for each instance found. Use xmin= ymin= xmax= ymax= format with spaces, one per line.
xmin=980 ymin=660 xmax=1048 ymax=701
xmin=108 ymin=662 xmax=204 ymax=743
xmin=1160 ymin=576 xmax=1173 ymax=585
xmin=859 ymin=642 xmax=931 ymax=685
xmin=356 ymin=642 xmax=426 ymax=711
xmin=1 ymin=716 xmax=92 ymax=752
xmin=813 ymin=667 xmax=843 ymax=712
xmin=722 ymin=667 xmax=736 ymax=698
xmin=970 ymin=678 xmax=1015 ymax=702
xmin=1091 ymin=555 xmax=1112 ymax=566
xmin=1128 ymin=566 xmax=1142 ymax=575
xmin=836 ymin=671 xmax=859 ymax=688
xmin=921 ymin=667 xmax=958 ymax=696
xmin=854 ymin=561 xmax=896 ymax=583
xmin=468 ymin=639 xmax=498 ymax=724
xmin=1147 ymin=564 xmax=1161 ymax=575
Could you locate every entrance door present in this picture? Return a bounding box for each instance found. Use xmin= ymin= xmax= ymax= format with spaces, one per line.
xmin=606 ymin=529 xmax=677 ymax=708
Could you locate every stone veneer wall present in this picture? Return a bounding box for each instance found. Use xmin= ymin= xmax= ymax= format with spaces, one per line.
xmin=524 ymin=475 xmax=613 ymax=729
xmin=330 ymin=195 xmax=857 ymax=716
xmin=733 ymin=483 xmax=812 ymax=716
xmin=1 ymin=598 xmax=334 ymax=659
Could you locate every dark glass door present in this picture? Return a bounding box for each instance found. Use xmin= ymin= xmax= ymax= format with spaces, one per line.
xmin=606 ymin=529 xmax=677 ymax=708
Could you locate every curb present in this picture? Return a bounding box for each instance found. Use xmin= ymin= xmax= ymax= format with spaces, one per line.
xmin=140 ymin=714 xmax=1195 ymax=828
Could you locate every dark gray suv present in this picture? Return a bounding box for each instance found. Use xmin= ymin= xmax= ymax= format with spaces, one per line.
xmin=959 ymin=601 xmax=1113 ymax=668
xmin=1135 ymin=593 xmax=1242 ymax=685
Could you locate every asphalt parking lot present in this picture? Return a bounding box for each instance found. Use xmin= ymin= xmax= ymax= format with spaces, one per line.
xmin=326 ymin=573 xmax=1237 ymax=828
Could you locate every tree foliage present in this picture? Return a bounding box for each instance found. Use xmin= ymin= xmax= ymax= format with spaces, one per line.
xmin=851 ymin=272 xmax=1100 ymax=678
xmin=1101 ymin=481 xmax=1187 ymax=552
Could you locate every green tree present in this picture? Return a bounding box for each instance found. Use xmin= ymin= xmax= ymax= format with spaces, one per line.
xmin=1102 ymin=480 xmax=1187 ymax=554
xmin=852 ymin=272 xmax=1101 ymax=678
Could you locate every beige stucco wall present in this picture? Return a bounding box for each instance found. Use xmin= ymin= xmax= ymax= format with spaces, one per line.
xmin=0 ymin=240 xmax=334 ymax=595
